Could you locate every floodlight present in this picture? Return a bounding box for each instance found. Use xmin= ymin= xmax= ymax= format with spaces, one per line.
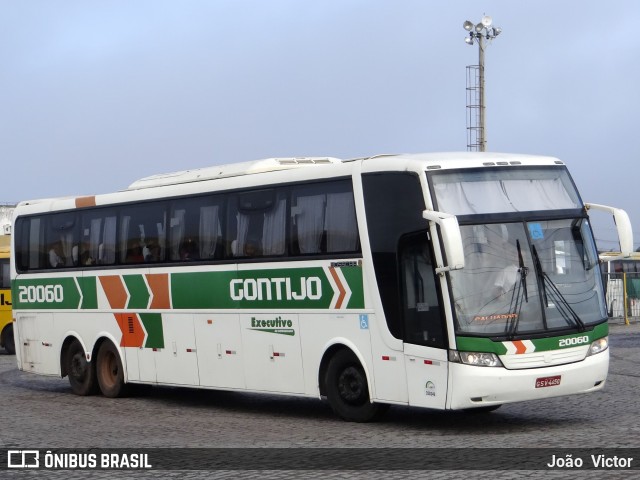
xmin=481 ymin=16 xmax=492 ymax=27
xmin=463 ymin=20 xmax=474 ymax=31
xmin=475 ymin=23 xmax=483 ymax=33
xmin=465 ymin=37 xmax=474 ymax=45
xmin=494 ymin=27 xmax=502 ymax=36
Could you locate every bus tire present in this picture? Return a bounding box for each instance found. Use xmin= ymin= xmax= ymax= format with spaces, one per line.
xmin=65 ymin=339 xmax=98 ymax=396
xmin=325 ymin=349 xmax=388 ymax=422
xmin=96 ymin=341 xmax=128 ymax=398
xmin=3 ymin=324 xmax=15 ymax=355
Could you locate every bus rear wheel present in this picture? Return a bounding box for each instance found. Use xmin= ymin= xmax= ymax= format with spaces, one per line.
xmin=325 ymin=349 xmax=388 ymax=422
xmin=65 ymin=339 xmax=98 ymax=395
xmin=2 ymin=324 xmax=15 ymax=355
xmin=96 ymin=341 xmax=128 ymax=398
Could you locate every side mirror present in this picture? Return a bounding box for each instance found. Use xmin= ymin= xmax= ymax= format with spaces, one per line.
xmin=585 ymin=203 xmax=634 ymax=258
xmin=422 ymin=210 xmax=465 ymax=274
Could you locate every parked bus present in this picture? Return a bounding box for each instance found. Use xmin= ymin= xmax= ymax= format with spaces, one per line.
xmin=0 ymin=234 xmax=13 ymax=354
xmin=10 ymin=153 xmax=633 ymax=421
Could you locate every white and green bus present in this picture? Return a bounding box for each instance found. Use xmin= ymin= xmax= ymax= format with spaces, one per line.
xmin=11 ymin=153 xmax=632 ymax=421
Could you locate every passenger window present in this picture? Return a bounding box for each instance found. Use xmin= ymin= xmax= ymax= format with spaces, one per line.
xmin=15 ymin=216 xmax=46 ymax=271
xmin=80 ymin=210 xmax=117 ymax=266
xmin=120 ymin=203 xmax=166 ymax=265
xmin=291 ymin=181 xmax=359 ymax=255
xmin=229 ymin=189 xmax=287 ymax=258
xmin=169 ymin=196 xmax=224 ymax=262
xmin=46 ymin=213 xmax=78 ymax=268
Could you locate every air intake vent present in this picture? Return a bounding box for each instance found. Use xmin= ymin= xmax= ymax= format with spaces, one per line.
xmin=276 ymin=157 xmax=336 ymax=165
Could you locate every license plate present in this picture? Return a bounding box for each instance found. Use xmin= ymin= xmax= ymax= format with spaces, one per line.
xmin=535 ymin=375 xmax=561 ymax=388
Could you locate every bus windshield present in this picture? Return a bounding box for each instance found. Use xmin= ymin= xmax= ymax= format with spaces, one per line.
xmin=448 ymin=219 xmax=605 ymax=337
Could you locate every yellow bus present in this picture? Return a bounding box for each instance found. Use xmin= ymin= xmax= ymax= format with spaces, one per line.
xmin=0 ymin=234 xmax=14 ymax=354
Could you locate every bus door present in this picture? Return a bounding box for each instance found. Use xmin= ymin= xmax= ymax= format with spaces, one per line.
xmin=399 ymin=233 xmax=448 ymax=409
xmin=241 ymin=309 xmax=305 ymax=394
xmin=153 ymin=313 xmax=200 ymax=386
xmin=194 ymin=312 xmax=245 ymax=389
xmin=15 ymin=312 xmax=58 ymax=375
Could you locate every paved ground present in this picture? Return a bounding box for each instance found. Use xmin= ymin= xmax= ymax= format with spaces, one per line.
xmin=1 ymin=321 xmax=639 ymax=479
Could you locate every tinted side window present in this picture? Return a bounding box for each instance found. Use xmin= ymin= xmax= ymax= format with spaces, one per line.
xmin=227 ymin=189 xmax=287 ymax=258
xmin=120 ymin=203 xmax=167 ymax=265
xmin=46 ymin=213 xmax=79 ymax=268
xmin=399 ymin=233 xmax=445 ymax=348
xmin=14 ymin=179 xmax=362 ymax=272
xmin=169 ymin=195 xmax=225 ymax=262
xmin=80 ymin=209 xmax=117 ymax=266
xmin=363 ymin=172 xmax=427 ymax=339
xmin=291 ymin=180 xmax=359 ymax=255
xmin=15 ymin=217 xmax=42 ymax=271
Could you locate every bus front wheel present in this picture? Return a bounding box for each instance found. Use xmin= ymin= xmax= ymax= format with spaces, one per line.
xmin=325 ymin=349 xmax=388 ymax=422
xmin=65 ymin=339 xmax=98 ymax=396
xmin=96 ymin=341 xmax=128 ymax=398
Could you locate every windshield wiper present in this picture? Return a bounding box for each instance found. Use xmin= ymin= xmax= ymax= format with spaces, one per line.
xmin=506 ymin=239 xmax=528 ymax=338
xmin=516 ymin=239 xmax=528 ymax=303
xmin=531 ymin=244 xmax=586 ymax=331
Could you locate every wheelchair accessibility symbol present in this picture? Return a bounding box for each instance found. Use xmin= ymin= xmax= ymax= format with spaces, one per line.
xmin=359 ymin=314 xmax=369 ymax=329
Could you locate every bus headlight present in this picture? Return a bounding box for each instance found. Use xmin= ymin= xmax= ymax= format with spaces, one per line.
xmin=449 ymin=350 xmax=503 ymax=367
xmin=587 ymin=337 xmax=608 ymax=356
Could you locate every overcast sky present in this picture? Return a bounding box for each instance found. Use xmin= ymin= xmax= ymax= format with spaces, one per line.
xmin=0 ymin=1 xmax=638 ymax=250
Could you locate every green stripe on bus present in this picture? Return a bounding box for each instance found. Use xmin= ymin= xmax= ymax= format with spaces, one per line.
xmin=13 ymin=264 xmax=365 ymax=311
xmin=13 ymin=278 xmax=82 ymax=310
xmin=171 ymin=271 xmax=238 ymax=309
xmin=342 ymin=266 xmax=365 ymax=309
xmin=139 ymin=313 xmax=164 ymax=349
xmin=78 ymin=276 xmax=98 ymax=309
xmin=123 ymin=274 xmax=150 ymax=309
xmin=456 ymin=322 xmax=609 ymax=354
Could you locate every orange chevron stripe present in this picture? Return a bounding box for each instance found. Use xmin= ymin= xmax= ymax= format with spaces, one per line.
xmin=329 ymin=267 xmax=346 ymax=309
xmin=146 ymin=273 xmax=171 ymax=309
xmin=115 ymin=313 xmax=145 ymax=348
xmin=99 ymin=275 xmax=128 ymax=309
xmin=512 ymin=340 xmax=527 ymax=354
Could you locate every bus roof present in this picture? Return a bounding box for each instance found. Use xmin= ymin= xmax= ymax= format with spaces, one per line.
xmin=127 ymin=157 xmax=342 ymax=190
xmin=14 ymin=152 xmax=567 ymax=213
xmin=126 ymin=152 xmax=564 ymax=191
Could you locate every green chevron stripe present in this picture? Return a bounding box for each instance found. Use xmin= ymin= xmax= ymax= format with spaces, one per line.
xmin=139 ymin=313 xmax=164 ymax=348
xmin=123 ymin=274 xmax=150 ymax=309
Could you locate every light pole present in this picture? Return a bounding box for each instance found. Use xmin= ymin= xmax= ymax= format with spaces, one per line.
xmin=463 ymin=15 xmax=501 ymax=152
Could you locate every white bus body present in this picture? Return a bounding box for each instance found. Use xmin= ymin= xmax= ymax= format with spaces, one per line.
xmin=11 ymin=153 xmax=629 ymax=421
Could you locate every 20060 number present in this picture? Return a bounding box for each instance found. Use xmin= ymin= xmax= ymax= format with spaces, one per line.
xmin=18 ymin=285 xmax=64 ymax=303
xmin=558 ymin=336 xmax=589 ymax=347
